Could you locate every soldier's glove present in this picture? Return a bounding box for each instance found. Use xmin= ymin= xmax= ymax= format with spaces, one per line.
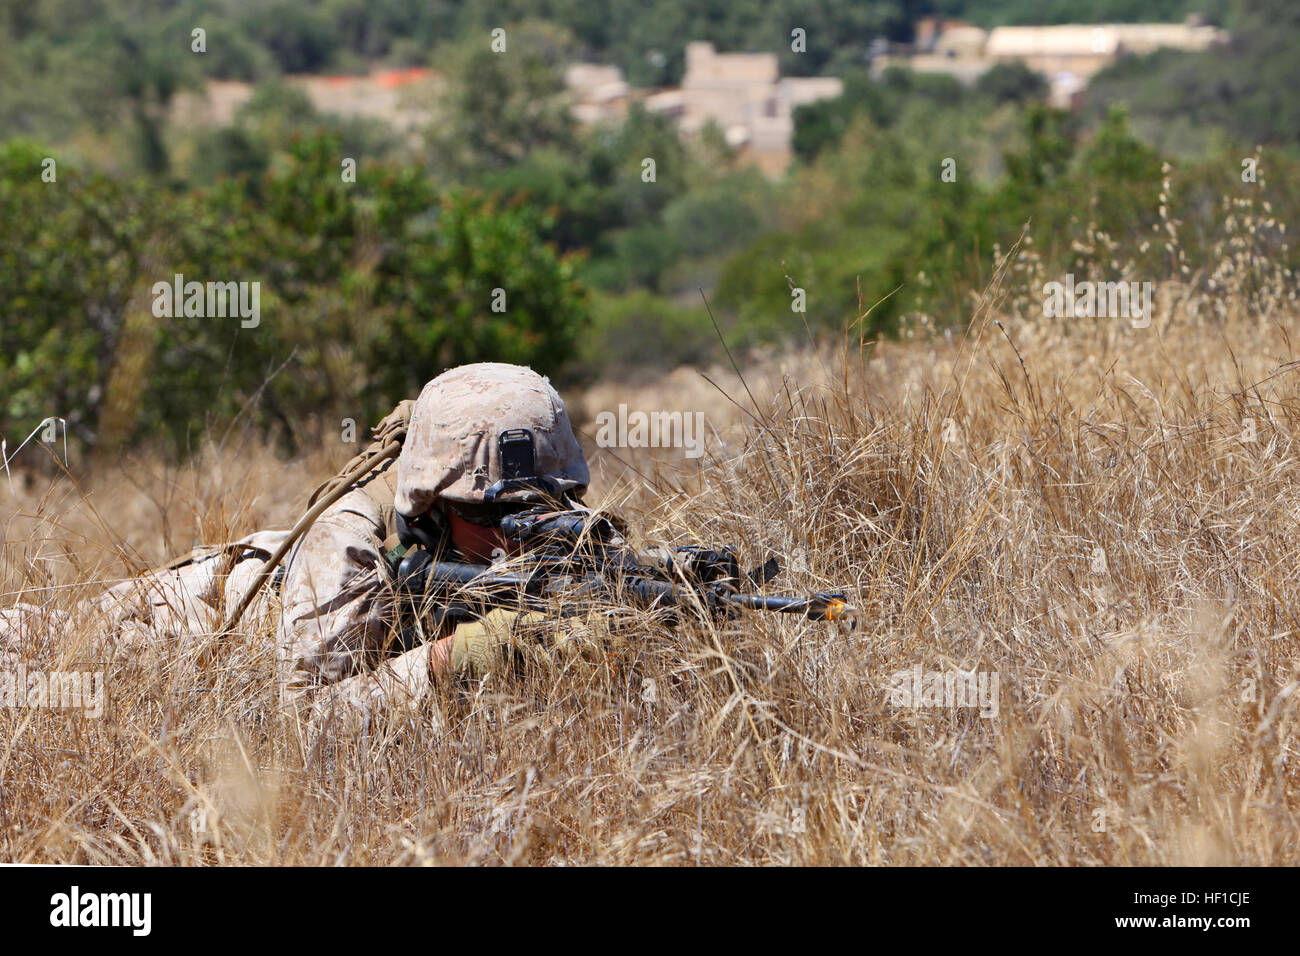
xmin=450 ymin=609 xmax=546 ymax=680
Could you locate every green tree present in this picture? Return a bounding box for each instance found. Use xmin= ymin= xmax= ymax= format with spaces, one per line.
xmin=0 ymin=139 xmax=154 ymax=446
xmin=427 ymin=20 xmax=579 ymax=175
xmin=975 ymin=62 xmax=1048 ymax=105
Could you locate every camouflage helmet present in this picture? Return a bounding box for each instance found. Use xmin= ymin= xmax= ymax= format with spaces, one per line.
xmin=393 ymin=363 xmax=590 ymax=516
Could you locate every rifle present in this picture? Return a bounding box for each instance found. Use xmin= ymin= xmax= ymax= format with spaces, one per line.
xmin=392 ymin=507 xmax=854 ymax=628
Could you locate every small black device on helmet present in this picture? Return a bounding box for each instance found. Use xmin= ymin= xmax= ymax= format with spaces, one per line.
xmin=484 ymin=428 xmax=560 ymax=502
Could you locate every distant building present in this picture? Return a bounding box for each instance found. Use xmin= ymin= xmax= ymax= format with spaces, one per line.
xmin=565 ymin=42 xmax=843 ymax=175
xmin=185 ymin=46 xmax=843 ymax=176
xmin=175 ymin=68 xmax=437 ymax=131
xmin=890 ymin=19 xmax=993 ymax=87
xmin=674 ymin=42 xmax=842 ymax=173
xmin=564 ymin=63 xmax=632 ymax=124
xmin=876 ymin=17 xmax=1228 ymax=108
xmin=291 ymin=68 xmax=437 ymax=131
xmin=916 ymin=18 xmax=987 ymax=57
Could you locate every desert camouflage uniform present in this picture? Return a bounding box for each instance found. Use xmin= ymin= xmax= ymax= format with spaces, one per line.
xmin=1 ymin=364 xmax=602 ymax=723
xmin=95 ymin=530 xmax=291 ymax=649
xmin=278 ymin=363 xmax=595 ymax=724
xmin=0 ymin=529 xmax=289 ymax=666
xmin=276 ymin=471 xmax=436 ymax=719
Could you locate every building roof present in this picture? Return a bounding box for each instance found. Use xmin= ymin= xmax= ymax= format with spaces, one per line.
xmin=1110 ymin=23 xmax=1227 ymax=53
xmin=565 ymin=63 xmax=629 ymax=101
xmin=683 ymin=42 xmax=779 ymax=87
xmin=986 ymin=23 xmax=1226 ymax=58
xmin=934 ymin=25 xmax=989 ymax=55
xmin=987 ymin=25 xmax=1121 ymax=57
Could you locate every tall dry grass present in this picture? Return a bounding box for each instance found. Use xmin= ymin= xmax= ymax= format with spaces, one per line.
xmin=2 ymin=203 xmax=1299 ymax=864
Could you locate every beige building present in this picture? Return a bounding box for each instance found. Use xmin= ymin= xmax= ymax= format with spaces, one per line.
xmin=184 ymin=47 xmax=842 ymax=176
xmin=663 ymin=42 xmax=843 ymax=173
xmin=917 ymin=18 xmax=987 ymax=57
xmin=175 ymin=67 xmax=438 ymax=131
xmin=877 ymin=18 xmax=1228 ymax=108
xmin=566 ymin=43 xmax=844 ymax=174
xmin=291 ymin=68 xmax=437 ymax=131
xmin=564 ymin=63 xmax=632 ymax=125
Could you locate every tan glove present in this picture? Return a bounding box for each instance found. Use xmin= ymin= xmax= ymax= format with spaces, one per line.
xmin=447 ymin=609 xmax=538 ymax=679
xmin=447 ymin=607 xmax=630 ymax=680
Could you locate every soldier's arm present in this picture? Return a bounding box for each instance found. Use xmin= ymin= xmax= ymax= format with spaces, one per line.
xmin=277 ymin=486 xmax=397 ymax=694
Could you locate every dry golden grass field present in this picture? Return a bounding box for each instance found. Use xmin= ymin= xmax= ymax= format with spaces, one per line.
xmin=2 ymin=220 xmax=1299 ymax=865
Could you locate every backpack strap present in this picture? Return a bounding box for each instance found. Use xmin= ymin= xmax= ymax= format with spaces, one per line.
xmin=216 ymin=399 xmax=414 ymax=639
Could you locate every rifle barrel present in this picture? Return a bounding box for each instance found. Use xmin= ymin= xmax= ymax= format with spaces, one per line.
xmin=401 ymin=558 xmax=851 ymax=622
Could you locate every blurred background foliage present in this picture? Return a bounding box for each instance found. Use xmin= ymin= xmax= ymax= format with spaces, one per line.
xmin=0 ymin=0 xmax=1296 ymax=455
